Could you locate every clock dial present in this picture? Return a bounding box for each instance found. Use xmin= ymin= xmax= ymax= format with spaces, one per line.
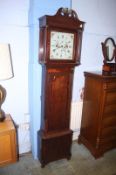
xmin=50 ymin=31 xmax=74 ymax=60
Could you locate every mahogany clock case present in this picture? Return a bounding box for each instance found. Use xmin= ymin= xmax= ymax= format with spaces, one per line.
xmin=38 ymin=8 xmax=85 ymax=167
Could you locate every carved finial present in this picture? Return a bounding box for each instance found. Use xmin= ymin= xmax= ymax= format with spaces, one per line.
xmin=56 ymin=7 xmax=78 ymax=19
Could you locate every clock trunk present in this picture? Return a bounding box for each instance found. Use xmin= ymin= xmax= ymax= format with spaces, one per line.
xmin=38 ymin=66 xmax=74 ymax=167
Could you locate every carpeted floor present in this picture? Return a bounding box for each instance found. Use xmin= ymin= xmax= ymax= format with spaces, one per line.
xmin=0 ymin=142 xmax=116 ymax=175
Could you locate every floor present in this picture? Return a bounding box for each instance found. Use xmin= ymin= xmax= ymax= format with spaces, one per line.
xmin=0 ymin=142 xmax=116 ymax=175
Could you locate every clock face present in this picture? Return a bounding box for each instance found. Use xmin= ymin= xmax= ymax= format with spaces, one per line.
xmin=50 ymin=31 xmax=74 ymax=60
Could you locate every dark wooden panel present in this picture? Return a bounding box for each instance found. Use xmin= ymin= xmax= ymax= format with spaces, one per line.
xmin=46 ymin=70 xmax=73 ymax=132
xmin=38 ymin=130 xmax=72 ymax=167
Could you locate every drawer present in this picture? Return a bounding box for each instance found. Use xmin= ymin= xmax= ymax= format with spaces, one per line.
xmin=104 ymin=82 xmax=116 ymax=90
xmin=101 ymin=126 xmax=116 ymax=137
xmin=100 ymin=139 xmax=116 ymax=152
xmin=100 ymin=135 xmax=116 ymax=144
xmin=105 ymin=92 xmax=116 ymax=105
xmin=103 ymin=115 xmax=116 ymax=127
xmin=104 ymin=104 xmax=116 ymax=115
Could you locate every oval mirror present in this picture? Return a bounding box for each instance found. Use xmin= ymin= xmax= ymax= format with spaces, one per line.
xmin=105 ymin=38 xmax=115 ymax=61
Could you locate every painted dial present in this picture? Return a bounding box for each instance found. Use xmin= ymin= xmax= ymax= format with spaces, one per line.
xmin=50 ymin=31 xmax=74 ymax=60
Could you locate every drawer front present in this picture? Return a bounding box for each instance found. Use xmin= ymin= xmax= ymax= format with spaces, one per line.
xmin=100 ymin=138 xmax=116 ymax=152
xmin=105 ymin=92 xmax=116 ymax=105
xmin=101 ymin=126 xmax=116 ymax=138
xmin=103 ymin=115 xmax=116 ymax=127
xmin=104 ymin=82 xmax=116 ymax=90
xmin=100 ymin=136 xmax=116 ymax=145
xmin=104 ymin=104 xmax=116 ymax=115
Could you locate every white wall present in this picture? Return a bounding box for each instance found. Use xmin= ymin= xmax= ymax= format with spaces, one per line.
xmin=72 ymin=0 xmax=116 ymax=101
xmin=0 ymin=0 xmax=30 ymax=154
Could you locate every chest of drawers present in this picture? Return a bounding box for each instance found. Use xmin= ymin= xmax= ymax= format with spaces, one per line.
xmin=78 ymin=72 xmax=116 ymax=158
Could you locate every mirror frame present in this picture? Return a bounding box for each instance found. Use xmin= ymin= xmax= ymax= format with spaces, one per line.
xmin=101 ymin=37 xmax=116 ymax=63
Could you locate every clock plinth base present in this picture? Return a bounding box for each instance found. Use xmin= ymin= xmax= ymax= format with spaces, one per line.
xmin=37 ymin=129 xmax=73 ymax=167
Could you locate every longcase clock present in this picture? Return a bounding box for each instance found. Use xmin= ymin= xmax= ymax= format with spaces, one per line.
xmin=37 ymin=7 xmax=84 ymax=167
